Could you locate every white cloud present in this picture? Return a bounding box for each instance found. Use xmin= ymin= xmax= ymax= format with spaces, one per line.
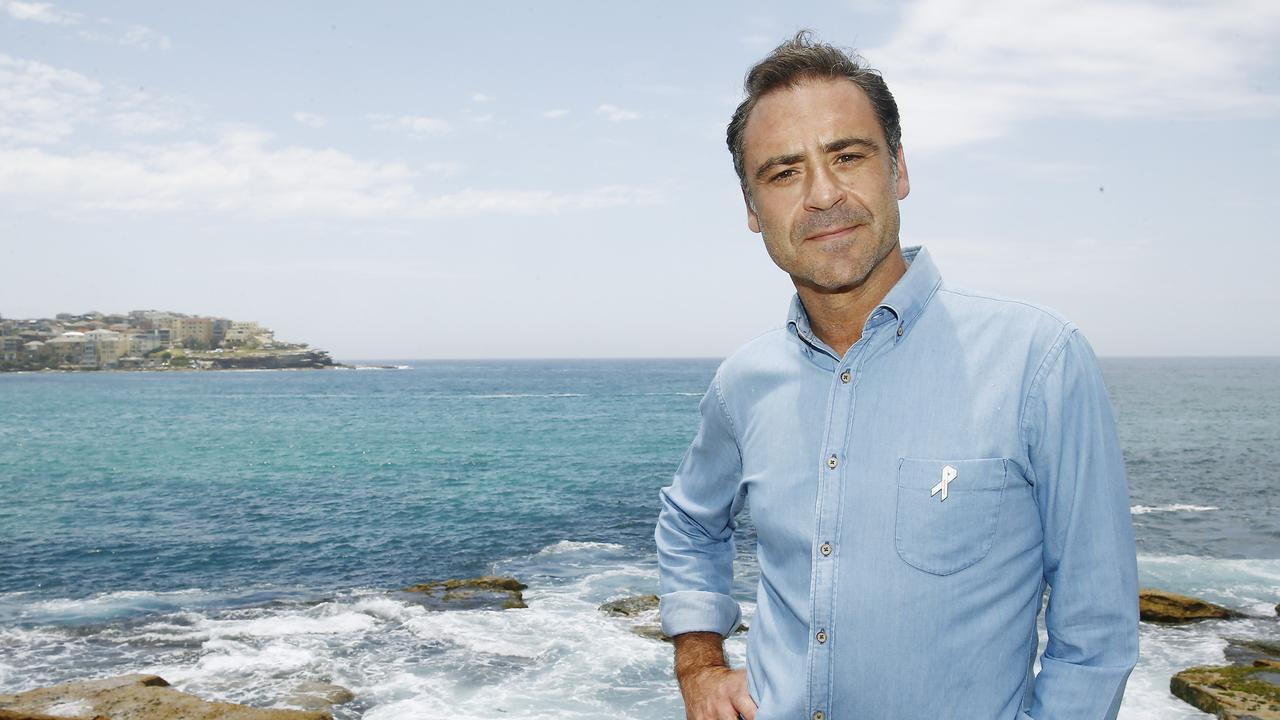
xmin=367 ymin=113 xmax=452 ymax=137
xmin=868 ymin=0 xmax=1280 ymax=153
xmin=596 ymin=103 xmax=639 ymax=122
xmin=292 ymin=111 xmax=327 ymax=128
xmin=542 ymin=109 xmax=570 ymax=119
xmin=0 ymin=54 xmax=101 ymax=144
xmin=107 ymin=22 xmax=171 ymax=50
xmin=106 ymin=110 xmax=184 ymax=135
xmin=0 ymin=131 xmax=661 ymax=219
xmin=0 ymin=55 xmax=657 ymax=220
xmin=470 ymin=92 xmax=495 ymax=103
xmin=2 ymin=0 xmax=81 ymax=24
xmin=3 ymin=2 xmax=170 ymax=48
xmin=415 ymin=186 xmax=661 ymax=217
xmin=423 ymin=161 xmax=463 ymax=177
xmin=0 ymin=54 xmax=190 ymax=143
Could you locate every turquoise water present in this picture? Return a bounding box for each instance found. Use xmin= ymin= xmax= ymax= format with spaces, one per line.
xmin=0 ymin=361 xmax=717 ymax=600
xmin=1 ymin=358 xmax=1277 ymax=719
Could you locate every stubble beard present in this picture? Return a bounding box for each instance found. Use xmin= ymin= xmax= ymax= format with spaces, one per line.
xmin=764 ymin=205 xmax=900 ymax=294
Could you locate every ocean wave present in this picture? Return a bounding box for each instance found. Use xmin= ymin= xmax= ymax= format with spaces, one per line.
xmin=1137 ymin=554 xmax=1280 ymax=615
xmin=1131 ymin=504 xmax=1219 ymax=514
xmin=9 ymin=588 xmax=212 ymax=625
xmin=464 ymin=393 xmax=586 ymax=399
xmin=7 ymin=544 xmax=1256 ymax=720
xmin=532 ymin=540 xmax=627 ymax=556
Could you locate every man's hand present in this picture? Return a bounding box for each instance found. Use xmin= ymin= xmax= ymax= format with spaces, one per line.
xmin=674 ymin=632 xmax=757 ymax=720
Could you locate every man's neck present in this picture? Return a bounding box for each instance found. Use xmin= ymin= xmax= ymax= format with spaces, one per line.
xmin=794 ymin=245 xmax=908 ymax=358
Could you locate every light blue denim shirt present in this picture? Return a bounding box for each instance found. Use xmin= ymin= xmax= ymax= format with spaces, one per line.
xmin=656 ymin=245 xmax=1139 ymax=720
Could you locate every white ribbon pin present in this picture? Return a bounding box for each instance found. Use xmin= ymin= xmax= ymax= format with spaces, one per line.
xmin=932 ymin=464 xmax=957 ymax=502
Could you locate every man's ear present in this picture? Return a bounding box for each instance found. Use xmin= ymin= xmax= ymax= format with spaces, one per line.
xmin=744 ymin=187 xmax=761 ymax=233
xmin=895 ymin=145 xmax=910 ymax=201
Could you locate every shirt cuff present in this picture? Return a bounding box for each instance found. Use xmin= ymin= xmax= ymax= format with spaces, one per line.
xmin=659 ymin=590 xmax=742 ymax=638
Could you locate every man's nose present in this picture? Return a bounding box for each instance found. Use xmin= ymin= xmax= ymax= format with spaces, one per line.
xmin=803 ymin=163 xmax=843 ymax=212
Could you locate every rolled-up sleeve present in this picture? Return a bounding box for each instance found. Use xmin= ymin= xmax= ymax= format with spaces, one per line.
xmin=1022 ymin=326 xmax=1140 ymax=719
xmin=656 ymin=371 xmax=746 ymax=638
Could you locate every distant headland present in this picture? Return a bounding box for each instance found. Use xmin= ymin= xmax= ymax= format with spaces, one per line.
xmin=0 ymin=309 xmax=344 ymax=372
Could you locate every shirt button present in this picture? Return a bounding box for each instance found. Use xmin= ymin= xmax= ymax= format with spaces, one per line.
xmin=820 ymin=542 xmax=832 ymax=556
xmin=813 ymin=712 xmax=825 ymax=720
xmin=816 ymin=630 xmax=828 ymax=643
xmin=896 ymin=323 xmax=905 ymax=337
xmin=840 ymin=369 xmax=851 ymax=384
xmin=826 ymin=454 xmax=838 ymax=469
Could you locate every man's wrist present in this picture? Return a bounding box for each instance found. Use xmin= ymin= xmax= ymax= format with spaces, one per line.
xmin=673 ymin=631 xmax=729 ymax=684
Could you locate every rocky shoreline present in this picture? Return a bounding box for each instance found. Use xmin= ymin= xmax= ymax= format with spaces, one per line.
xmin=2 ymin=580 xmax=1274 ymax=719
xmin=1136 ymin=589 xmax=1280 ymax=719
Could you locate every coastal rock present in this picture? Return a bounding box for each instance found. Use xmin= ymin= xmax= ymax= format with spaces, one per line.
xmin=1170 ymin=664 xmax=1280 ymax=719
xmin=599 ymin=594 xmax=659 ymax=617
xmin=283 ymin=682 xmax=354 ymax=711
xmin=0 ymin=674 xmax=330 ymax=720
xmin=204 ymin=350 xmax=336 ymax=370
xmin=400 ymin=575 xmax=528 ymax=610
xmin=1226 ymin=639 xmax=1280 ymax=667
xmin=1139 ymin=588 xmax=1242 ymax=624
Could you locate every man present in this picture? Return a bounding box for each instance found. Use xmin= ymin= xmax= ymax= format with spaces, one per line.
xmin=655 ymin=31 xmax=1138 ymax=720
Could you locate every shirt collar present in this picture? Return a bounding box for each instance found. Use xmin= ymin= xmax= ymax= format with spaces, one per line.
xmin=787 ymin=244 xmax=943 ymax=345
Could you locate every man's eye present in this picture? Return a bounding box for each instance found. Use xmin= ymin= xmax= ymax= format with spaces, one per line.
xmin=771 ymin=168 xmax=798 ymax=182
xmin=836 ymin=153 xmax=864 ymax=163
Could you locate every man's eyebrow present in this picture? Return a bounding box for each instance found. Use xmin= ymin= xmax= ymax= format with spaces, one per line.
xmin=824 ymin=137 xmax=878 ymax=155
xmin=752 ymin=138 xmax=881 ymax=182
xmin=754 ymin=152 xmax=806 ymax=182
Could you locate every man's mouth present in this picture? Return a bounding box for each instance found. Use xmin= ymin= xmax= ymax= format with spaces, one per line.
xmin=805 ymin=224 xmax=861 ymax=242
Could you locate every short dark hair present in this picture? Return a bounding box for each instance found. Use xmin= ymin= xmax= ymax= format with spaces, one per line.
xmin=726 ymin=30 xmax=902 ymax=189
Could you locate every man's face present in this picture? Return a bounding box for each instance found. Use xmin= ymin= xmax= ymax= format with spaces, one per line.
xmin=741 ymin=78 xmax=910 ymax=293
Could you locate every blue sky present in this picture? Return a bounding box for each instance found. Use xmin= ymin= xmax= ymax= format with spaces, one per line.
xmin=2 ymin=1 xmax=1277 ymax=359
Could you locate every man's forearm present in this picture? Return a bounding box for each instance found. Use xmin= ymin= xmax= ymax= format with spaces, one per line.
xmin=674 ymin=631 xmax=728 ymax=684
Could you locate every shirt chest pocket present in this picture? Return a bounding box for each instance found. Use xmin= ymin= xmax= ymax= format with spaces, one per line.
xmin=894 ymin=457 xmax=1008 ymax=575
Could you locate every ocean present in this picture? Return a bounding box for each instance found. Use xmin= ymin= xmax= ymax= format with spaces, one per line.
xmin=1 ymin=358 xmax=1277 ymax=719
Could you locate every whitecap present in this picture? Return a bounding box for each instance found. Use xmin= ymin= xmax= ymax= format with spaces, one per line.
xmin=464 ymin=393 xmax=586 ymax=399
xmin=533 ymin=540 xmax=627 ymax=556
xmin=16 ymin=588 xmax=212 ymax=625
xmin=1131 ymin=504 xmax=1219 ymax=514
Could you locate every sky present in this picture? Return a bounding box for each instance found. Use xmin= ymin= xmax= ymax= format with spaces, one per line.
xmin=2 ymin=0 xmax=1278 ymax=360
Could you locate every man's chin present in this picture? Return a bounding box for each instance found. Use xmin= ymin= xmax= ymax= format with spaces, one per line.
xmin=793 ymin=269 xmax=875 ymax=294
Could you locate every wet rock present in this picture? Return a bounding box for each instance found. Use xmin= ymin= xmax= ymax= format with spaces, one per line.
xmin=1226 ymin=639 xmax=1280 ymax=667
xmin=1171 ymin=664 xmax=1280 ymax=719
xmin=400 ymin=575 xmax=528 ymax=610
xmin=631 ymin=624 xmax=671 ymax=642
xmin=599 ymin=594 xmax=659 ymax=617
xmin=1139 ymin=588 xmax=1242 ymax=624
xmin=283 ymin=682 xmax=354 ymax=711
xmin=0 ymin=674 xmax=330 ymax=720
